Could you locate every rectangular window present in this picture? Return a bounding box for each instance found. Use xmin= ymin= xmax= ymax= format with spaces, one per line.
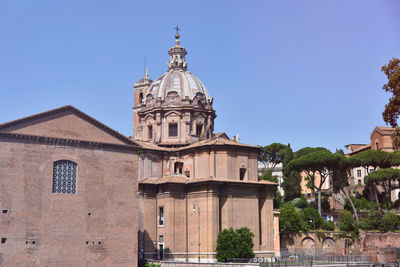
xmin=369 ymin=168 xmax=374 ymax=173
xmin=196 ymin=124 xmax=202 ymax=136
xmin=53 ymin=160 xmax=77 ymax=194
xmin=1 ymin=238 xmax=6 ymax=244
xmin=174 ymin=162 xmax=183 ymax=174
xmin=159 ymin=243 xmax=164 ymax=259
xmin=148 ymin=125 xmax=153 ymax=139
xmin=159 ymin=235 xmax=164 ymax=242
xmin=169 ymin=124 xmax=178 ymax=137
xmin=159 ymin=206 xmax=164 ymax=226
xmin=357 ymin=170 xmax=362 ymax=177
xmin=240 ymin=168 xmax=246 ymax=180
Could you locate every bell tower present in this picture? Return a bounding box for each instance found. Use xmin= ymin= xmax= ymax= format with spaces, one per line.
xmin=133 ymin=68 xmax=152 ymax=138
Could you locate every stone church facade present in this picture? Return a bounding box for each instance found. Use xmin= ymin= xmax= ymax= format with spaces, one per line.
xmin=0 ymin=31 xmax=277 ymax=266
xmin=135 ymin=32 xmax=277 ymax=262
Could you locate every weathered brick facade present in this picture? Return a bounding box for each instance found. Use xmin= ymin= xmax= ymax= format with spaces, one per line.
xmin=0 ymin=106 xmax=139 ymax=266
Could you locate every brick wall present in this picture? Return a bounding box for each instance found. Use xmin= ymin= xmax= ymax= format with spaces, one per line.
xmin=0 ymin=139 xmax=138 ymax=266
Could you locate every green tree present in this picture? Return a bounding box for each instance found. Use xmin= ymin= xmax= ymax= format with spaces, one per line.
xmin=365 ymin=168 xmax=400 ymax=208
xmin=279 ymin=202 xmax=302 ymax=239
xmin=381 ymin=212 xmax=400 ymax=232
xmin=300 ymin=207 xmax=323 ymax=231
xmin=289 ymin=148 xmax=339 ymax=215
xmin=381 ymin=58 xmax=400 ymax=150
xmin=293 ymin=195 xmax=309 ymax=209
xmin=281 ymin=144 xmax=302 ymax=201
xmin=332 ymin=150 xmax=359 ymax=221
xmin=259 ymin=169 xmax=278 ymax=183
xmin=357 ymin=210 xmax=382 ymax=231
xmin=259 ymin=143 xmax=287 ymax=172
xmin=215 ymin=227 xmax=255 ymax=262
xmin=351 ymin=150 xmax=399 ymax=207
xmin=258 ymin=143 xmax=286 ymax=207
xmin=338 ymin=210 xmax=355 ymax=232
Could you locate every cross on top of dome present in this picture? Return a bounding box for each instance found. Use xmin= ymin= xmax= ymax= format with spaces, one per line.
xmin=168 ymin=26 xmax=188 ymax=70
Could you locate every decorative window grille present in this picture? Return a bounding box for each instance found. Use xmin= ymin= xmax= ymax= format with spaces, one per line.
xmin=52 ymin=160 xmax=77 ymax=194
xmin=169 ymin=124 xmax=178 ymax=137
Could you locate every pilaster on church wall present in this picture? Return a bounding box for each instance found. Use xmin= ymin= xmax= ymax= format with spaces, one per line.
xmin=248 ymin=152 xmax=259 ymax=182
xmin=186 ymin=186 xmax=218 ymax=260
xmin=209 ymin=147 xmax=216 ymax=178
xmin=197 ymin=149 xmax=210 ymax=178
xmin=226 ymin=150 xmax=235 ymax=180
xmin=215 ymin=150 xmax=228 ymax=179
xmin=260 ymin=194 xmax=274 ymax=252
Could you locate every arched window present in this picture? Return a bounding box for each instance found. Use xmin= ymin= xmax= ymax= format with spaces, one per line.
xmin=139 ymin=92 xmax=144 ymax=103
xmin=52 ymin=160 xmax=77 ymax=194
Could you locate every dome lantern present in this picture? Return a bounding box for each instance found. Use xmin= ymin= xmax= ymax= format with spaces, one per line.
xmin=167 ymin=26 xmax=188 ymax=70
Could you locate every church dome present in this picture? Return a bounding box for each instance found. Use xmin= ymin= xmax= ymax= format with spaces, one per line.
xmin=145 ymin=30 xmax=212 ymax=103
xmin=146 ymin=69 xmax=211 ymax=101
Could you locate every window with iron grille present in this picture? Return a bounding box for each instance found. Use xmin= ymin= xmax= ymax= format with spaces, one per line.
xmin=52 ymin=160 xmax=77 ymax=194
xmin=169 ymin=124 xmax=178 ymax=137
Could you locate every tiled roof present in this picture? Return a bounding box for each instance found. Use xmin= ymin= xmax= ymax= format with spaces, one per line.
xmin=347 ymin=144 xmax=371 ymax=155
xmin=132 ymin=132 xmax=259 ymax=152
xmin=371 ymin=126 xmax=394 ymax=136
xmin=177 ymin=135 xmax=259 ymax=150
xmin=139 ymin=175 xmax=276 ymax=185
xmin=0 ymin=105 xmax=138 ymax=146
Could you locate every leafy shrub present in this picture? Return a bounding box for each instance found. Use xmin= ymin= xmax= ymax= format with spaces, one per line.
xmin=145 ymin=263 xmax=161 ymax=267
xmin=321 ymin=220 xmax=335 ymax=231
xmin=358 ymin=198 xmax=378 ymax=211
xmin=294 ymin=195 xmax=309 ymax=209
xmin=322 ymin=197 xmax=330 ymax=212
xmin=300 ymin=207 xmax=323 ymax=231
xmin=216 ymin=227 xmax=255 ymax=262
xmin=381 ymin=212 xmax=399 ymax=232
xmin=338 ymin=210 xmax=355 ymax=232
xmin=279 ymin=202 xmax=302 ymax=238
xmin=345 ymin=196 xmax=378 ymax=212
xmin=357 ymin=210 xmax=383 ymax=231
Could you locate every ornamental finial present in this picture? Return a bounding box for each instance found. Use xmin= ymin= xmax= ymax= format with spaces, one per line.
xmin=174 ymin=26 xmax=180 ymax=46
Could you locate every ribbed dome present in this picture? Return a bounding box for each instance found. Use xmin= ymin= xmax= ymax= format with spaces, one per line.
xmin=146 ymin=69 xmax=211 ymax=101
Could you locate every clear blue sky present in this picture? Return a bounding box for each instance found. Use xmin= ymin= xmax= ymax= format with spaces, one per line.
xmin=0 ymin=0 xmax=399 ymax=152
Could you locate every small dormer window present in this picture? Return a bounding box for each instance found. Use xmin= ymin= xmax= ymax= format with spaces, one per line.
xmin=169 ymin=124 xmax=178 ymax=137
